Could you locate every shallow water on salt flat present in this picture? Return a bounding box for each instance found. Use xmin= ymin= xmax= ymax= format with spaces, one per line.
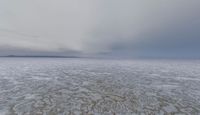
xmin=0 ymin=58 xmax=200 ymax=115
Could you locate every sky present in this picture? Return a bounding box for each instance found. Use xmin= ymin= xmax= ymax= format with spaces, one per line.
xmin=0 ymin=0 xmax=200 ymax=58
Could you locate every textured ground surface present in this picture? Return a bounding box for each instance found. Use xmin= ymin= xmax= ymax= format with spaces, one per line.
xmin=0 ymin=58 xmax=200 ymax=115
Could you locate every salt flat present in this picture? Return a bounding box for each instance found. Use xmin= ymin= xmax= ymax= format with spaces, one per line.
xmin=0 ymin=58 xmax=200 ymax=115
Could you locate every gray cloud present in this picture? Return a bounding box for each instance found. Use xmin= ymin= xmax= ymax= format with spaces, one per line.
xmin=0 ymin=0 xmax=200 ymax=58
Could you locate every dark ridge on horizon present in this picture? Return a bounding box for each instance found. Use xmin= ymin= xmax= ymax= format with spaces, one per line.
xmin=0 ymin=55 xmax=81 ymax=58
xmin=0 ymin=55 xmax=199 ymax=60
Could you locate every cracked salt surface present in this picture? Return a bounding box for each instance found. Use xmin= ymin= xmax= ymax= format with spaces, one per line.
xmin=0 ymin=58 xmax=200 ymax=115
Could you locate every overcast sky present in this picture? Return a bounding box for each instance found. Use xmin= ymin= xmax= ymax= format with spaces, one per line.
xmin=0 ymin=0 xmax=200 ymax=58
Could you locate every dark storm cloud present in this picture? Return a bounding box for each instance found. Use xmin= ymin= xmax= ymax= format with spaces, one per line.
xmin=0 ymin=0 xmax=200 ymax=58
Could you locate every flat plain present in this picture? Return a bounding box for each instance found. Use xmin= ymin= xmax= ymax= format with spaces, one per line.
xmin=0 ymin=58 xmax=200 ymax=115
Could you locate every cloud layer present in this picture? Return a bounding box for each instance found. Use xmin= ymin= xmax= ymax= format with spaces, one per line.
xmin=0 ymin=0 xmax=200 ymax=58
